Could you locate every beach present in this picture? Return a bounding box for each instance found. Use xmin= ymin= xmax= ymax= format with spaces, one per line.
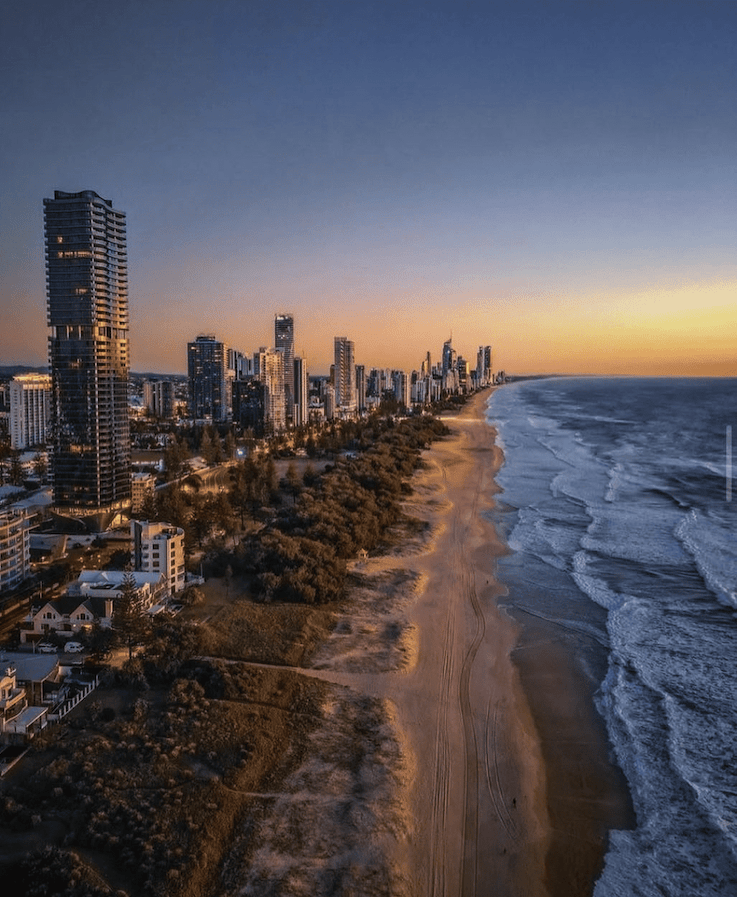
xmin=391 ymin=388 xmax=633 ymax=895
xmin=231 ymin=388 xmax=634 ymax=896
xmin=333 ymin=388 xmax=633 ymax=894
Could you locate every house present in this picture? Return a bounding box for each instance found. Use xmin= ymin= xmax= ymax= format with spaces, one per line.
xmin=71 ymin=570 xmax=166 ymax=608
xmin=20 ymin=569 xmax=166 ymax=644
xmin=21 ymin=595 xmax=114 ymax=643
xmin=0 ymin=665 xmax=27 ymax=729
xmin=0 ymin=653 xmax=58 ymax=743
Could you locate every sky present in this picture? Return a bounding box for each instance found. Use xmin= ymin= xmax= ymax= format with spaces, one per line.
xmin=2 ymin=0 xmax=736 ymax=376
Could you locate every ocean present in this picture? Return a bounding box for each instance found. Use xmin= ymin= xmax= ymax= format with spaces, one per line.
xmin=486 ymin=377 xmax=737 ymax=897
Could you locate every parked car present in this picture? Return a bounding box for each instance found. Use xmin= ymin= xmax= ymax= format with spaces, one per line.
xmin=37 ymin=642 xmax=57 ymax=653
xmin=64 ymin=641 xmax=85 ymax=653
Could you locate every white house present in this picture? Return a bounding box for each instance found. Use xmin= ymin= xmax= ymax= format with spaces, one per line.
xmin=71 ymin=570 xmax=166 ymax=608
xmin=22 ymin=595 xmax=114 ymax=643
xmin=21 ymin=570 xmax=166 ymax=644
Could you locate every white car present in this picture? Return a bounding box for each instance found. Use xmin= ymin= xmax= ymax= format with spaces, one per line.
xmin=37 ymin=642 xmax=56 ymax=654
xmin=64 ymin=641 xmax=85 ymax=653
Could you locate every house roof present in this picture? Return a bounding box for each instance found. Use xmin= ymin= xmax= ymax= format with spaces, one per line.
xmin=77 ymin=570 xmax=163 ymax=588
xmin=40 ymin=595 xmax=112 ymax=618
xmin=6 ymin=705 xmax=48 ymax=729
xmin=0 ymin=652 xmax=59 ymax=683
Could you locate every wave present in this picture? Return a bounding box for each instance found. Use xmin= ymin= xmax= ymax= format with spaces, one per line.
xmin=488 ymin=378 xmax=737 ymax=896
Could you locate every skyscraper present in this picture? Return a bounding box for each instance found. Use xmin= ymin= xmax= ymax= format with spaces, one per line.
xmin=187 ymin=334 xmax=229 ymax=421
xmin=44 ymin=190 xmax=131 ymax=517
xmin=476 ymin=345 xmax=493 ymax=386
xmin=293 ymin=356 xmax=308 ymax=427
xmin=9 ymin=373 xmax=52 ymax=449
xmin=334 ymin=336 xmax=356 ymax=412
xmin=442 ymin=334 xmax=456 ymax=375
xmin=355 ymin=364 xmax=366 ymax=414
xmin=143 ymin=379 xmax=175 ymax=419
xmin=275 ymin=314 xmax=295 ymax=423
xmin=260 ymin=347 xmax=286 ymax=434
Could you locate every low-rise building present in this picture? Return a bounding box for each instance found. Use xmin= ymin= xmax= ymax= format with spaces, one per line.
xmin=131 ymin=521 xmax=186 ymax=595
xmin=131 ymin=472 xmax=156 ymax=515
xmin=71 ymin=570 xmax=166 ymax=608
xmin=0 ymin=665 xmax=27 ymax=730
xmin=21 ymin=595 xmax=114 ymax=643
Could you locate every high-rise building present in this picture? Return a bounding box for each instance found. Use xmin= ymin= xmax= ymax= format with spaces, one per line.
xmin=275 ymin=314 xmax=295 ymax=423
xmin=187 ymin=334 xmax=229 ymax=421
xmin=0 ymin=509 xmax=29 ymax=590
xmin=9 ymin=373 xmax=52 ymax=449
xmin=355 ymin=364 xmax=366 ymax=414
xmin=143 ymin=380 xmax=175 ymax=419
xmin=259 ymin=348 xmax=286 ymax=434
xmin=392 ymin=370 xmax=411 ymax=408
xmin=44 ymin=190 xmax=131 ymax=515
xmin=334 ymin=336 xmax=356 ymax=412
xmin=232 ymin=379 xmax=266 ymax=436
xmin=442 ymin=335 xmax=456 ymax=376
xmin=476 ymin=345 xmax=493 ymax=386
xmin=293 ymin=356 xmax=308 ymax=428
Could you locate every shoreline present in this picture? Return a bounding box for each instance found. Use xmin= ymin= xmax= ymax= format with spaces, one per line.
xmin=216 ymin=388 xmax=635 ymax=895
xmin=392 ymin=388 xmax=634 ymax=895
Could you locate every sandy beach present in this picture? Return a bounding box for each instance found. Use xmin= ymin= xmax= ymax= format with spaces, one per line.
xmin=235 ymin=388 xmax=633 ymax=896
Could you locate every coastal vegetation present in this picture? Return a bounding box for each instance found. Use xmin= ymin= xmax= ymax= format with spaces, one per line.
xmin=0 ymin=409 xmax=452 ymax=896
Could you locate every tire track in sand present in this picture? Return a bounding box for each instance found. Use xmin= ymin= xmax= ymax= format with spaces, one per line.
xmin=456 ymin=464 xmax=486 ymax=897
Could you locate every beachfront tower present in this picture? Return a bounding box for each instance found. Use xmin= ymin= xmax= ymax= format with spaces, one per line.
xmin=44 ymin=190 xmax=131 ymax=520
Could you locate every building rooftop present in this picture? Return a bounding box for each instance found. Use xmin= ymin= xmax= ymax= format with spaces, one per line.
xmin=0 ymin=652 xmax=59 ymax=682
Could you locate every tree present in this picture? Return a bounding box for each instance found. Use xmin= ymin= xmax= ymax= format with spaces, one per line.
xmin=199 ymin=428 xmax=214 ymax=465
xmin=32 ymin=452 xmax=48 ymax=482
xmin=164 ymin=436 xmax=190 ymax=481
xmin=285 ymin=461 xmax=300 ymax=502
xmin=224 ymin=431 xmax=237 ymax=461
xmin=262 ymin=457 xmax=278 ymax=497
xmin=9 ymin=450 xmax=24 ymax=485
xmin=229 ymin=465 xmax=250 ymax=527
xmin=213 ymin=491 xmax=237 ymax=546
xmin=211 ymin=431 xmax=224 ymax=463
xmin=114 ymin=571 xmax=149 ymax=661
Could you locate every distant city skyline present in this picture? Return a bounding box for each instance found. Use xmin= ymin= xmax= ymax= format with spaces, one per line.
xmin=3 ymin=3 xmax=737 ymax=377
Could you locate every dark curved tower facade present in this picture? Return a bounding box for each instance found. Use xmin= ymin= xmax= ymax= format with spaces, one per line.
xmin=44 ymin=190 xmax=131 ymax=518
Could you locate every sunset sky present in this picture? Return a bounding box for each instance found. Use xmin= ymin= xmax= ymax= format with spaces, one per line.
xmin=2 ymin=0 xmax=736 ymax=376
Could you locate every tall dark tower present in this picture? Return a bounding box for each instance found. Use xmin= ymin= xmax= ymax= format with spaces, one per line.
xmin=44 ymin=190 xmax=131 ymax=523
xmin=187 ymin=334 xmax=228 ymax=421
xmin=275 ymin=313 xmax=295 ymax=423
xmin=333 ymin=336 xmax=356 ymax=411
